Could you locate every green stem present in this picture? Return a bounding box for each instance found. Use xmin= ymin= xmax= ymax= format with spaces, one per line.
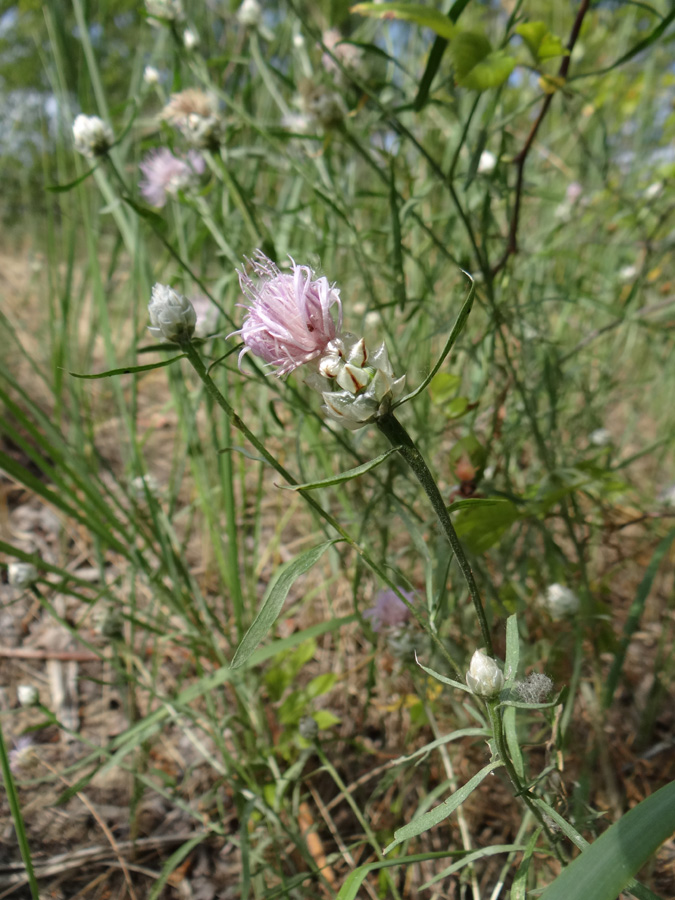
xmin=487 ymin=701 xmax=566 ymax=864
xmin=179 ymin=340 xmax=461 ymax=676
xmin=376 ymin=412 xmax=493 ymax=658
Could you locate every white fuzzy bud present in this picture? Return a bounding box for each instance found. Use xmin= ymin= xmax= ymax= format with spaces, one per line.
xmin=143 ymin=65 xmax=160 ymax=85
xmin=72 ymin=114 xmax=114 ymax=159
xmin=183 ymin=28 xmax=198 ymax=49
xmin=477 ymin=150 xmax=497 ymax=174
xmin=17 ymin=684 xmax=40 ymax=707
xmin=466 ymin=649 xmax=504 ymax=698
xmin=8 ymin=562 xmax=38 ymax=589
xmin=237 ymin=0 xmax=262 ymax=27
xmin=148 ymin=283 xmax=197 ymax=343
xmin=543 ymin=583 xmax=580 ymax=619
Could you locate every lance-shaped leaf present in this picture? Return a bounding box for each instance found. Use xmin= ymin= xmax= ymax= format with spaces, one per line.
xmin=383 ymin=759 xmax=504 ymax=853
xmin=279 ymin=448 xmax=400 ymax=491
xmin=231 ymin=540 xmax=338 ymax=668
xmin=351 ymin=2 xmax=456 ymax=41
xmin=70 ymin=355 xmax=186 ymax=379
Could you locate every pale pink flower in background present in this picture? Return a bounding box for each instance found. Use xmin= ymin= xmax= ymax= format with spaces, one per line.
xmin=234 ymin=251 xmax=342 ymax=376
xmin=321 ymin=28 xmax=365 ymax=79
xmin=566 ymin=181 xmax=583 ymax=204
xmin=139 ymin=148 xmax=205 ymax=207
xmin=363 ymin=588 xmax=413 ymax=633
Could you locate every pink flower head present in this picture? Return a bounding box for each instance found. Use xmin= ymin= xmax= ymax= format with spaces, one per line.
xmin=235 ymin=251 xmax=342 ymax=376
xmin=363 ymin=588 xmax=413 ymax=633
xmin=139 ymin=148 xmax=205 ymax=207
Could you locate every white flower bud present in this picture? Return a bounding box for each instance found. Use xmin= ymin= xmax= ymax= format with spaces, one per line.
xmin=466 ymin=649 xmax=504 ymax=698
xmin=8 ymin=562 xmax=38 ymax=589
xmin=543 ymin=583 xmax=580 ymax=619
xmin=145 ymin=0 xmax=184 ymax=22
xmin=17 ymin=684 xmax=40 ymax=707
xmin=183 ymin=28 xmax=198 ymax=49
xmin=148 ymin=283 xmax=197 ymax=343
xmin=72 ymin=114 xmax=114 ymax=159
xmin=143 ymin=65 xmax=160 ymax=85
xmin=477 ymin=150 xmax=497 ymax=174
xmin=589 ymin=428 xmax=611 ymax=447
xmin=237 ymin=0 xmax=262 ymax=27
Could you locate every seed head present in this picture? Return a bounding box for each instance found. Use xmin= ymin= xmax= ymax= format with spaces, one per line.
xmin=162 ymin=90 xmax=221 ymax=148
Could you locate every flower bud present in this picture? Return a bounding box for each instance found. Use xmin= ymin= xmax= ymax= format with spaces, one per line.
xmin=298 ymin=716 xmax=319 ymax=741
xmin=143 ymin=65 xmax=160 ymax=85
xmin=8 ymin=562 xmax=38 ymax=589
xmin=237 ymin=0 xmax=262 ymax=27
xmin=145 ymin=0 xmax=184 ymax=22
xmin=183 ymin=28 xmax=198 ymax=49
xmin=17 ymin=684 xmax=40 ymax=707
xmin=477 ymin=150 xmax=497 ymax=174
xmin=148 ymin=283 xmax=197 ymax=343
xmin=466 ymin=649 xmax=504 ymax=698
xmin=542 ymin=583 xmax=579 ymax=619
xmin=72 ymin=114 xmax=114 ymax=159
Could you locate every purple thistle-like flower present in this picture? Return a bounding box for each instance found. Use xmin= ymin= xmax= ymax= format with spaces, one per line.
xmin=139 ymin=148 xmax=205 ymax=208
xmin=363 ymin=588 xmax=413 ymax=633
xmin=235 ymin=251 xmax=342 ymax=376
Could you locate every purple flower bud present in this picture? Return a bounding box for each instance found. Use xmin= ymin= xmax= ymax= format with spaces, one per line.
xmin=234 ymin=251 xmax=342 ymax=376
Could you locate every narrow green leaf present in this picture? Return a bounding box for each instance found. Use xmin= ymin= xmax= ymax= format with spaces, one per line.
xmin=540 ymin=781 xmax=675 ymax=900
xmin=230 ymin=540 xmax=338 ymax=668
xmin=383 ymin=759 xmax=504 ymax=853
xmin=394 ymin=274 xmax=474 ymax=408
xmin=47 ymin=165 xmax=98 ymax=191
xmin=0 ymin=720 xmax=40 ymax=899
xmin=448 ymin=497 xmax=514 ymax=512
xmin=420 ymin=844 xmax=525 ymax=890
xmin=280 ymin=448 xmax=400 ymax=491
xmin=335 ymin=851 xmax=461 ymax=900
xmin=576 ymin=9 xmax=675 ymax=78
xmin=511 ymin=827 xmax=542 ymax=900
xmin=351 ymin=2 xmax=456 ymax=40
xmin=69 ymin=355 xmax=186 ymax=379
xmin=147 ymin=834 xmax=208 ymax=900
xmin=504 ymin=614 xmax=520 ymax=685
xmin=414 ymin=0 xmax=473 ymax=109
xmin=415 ymin=656 xmax=472 ymax=694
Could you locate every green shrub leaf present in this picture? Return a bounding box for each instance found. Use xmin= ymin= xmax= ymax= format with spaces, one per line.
xmin=351 ymin=2 xmax=456 ymax=40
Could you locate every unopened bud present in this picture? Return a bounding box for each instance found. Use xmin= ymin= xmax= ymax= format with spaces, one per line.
xmin=72 ymin=114 xmax=114 ymax=159
xmin=466 ymin=649 xmax=504 ymax=698
xmin=298 ymin=716 xmax=319 ymax=741
xmin=148 ymin=283 xmax=197 ymax=343
xmin=17 ymin=685 xmax=40 ymax=707
xmin=8 ymin=562 xmax=38 ymax=589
